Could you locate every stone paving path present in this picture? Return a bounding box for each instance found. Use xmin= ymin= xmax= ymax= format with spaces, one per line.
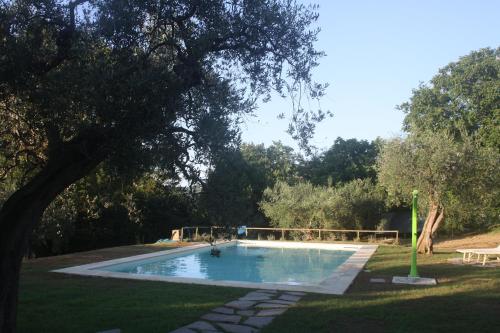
xmin=170 ymin=289 xmax=305 ymax=333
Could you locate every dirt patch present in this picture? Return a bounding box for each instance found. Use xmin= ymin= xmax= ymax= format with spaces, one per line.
xmin=435 ymin=232 xmax=500 ymax=250
xmin=446 ymin=257 xmax=500 ymax=268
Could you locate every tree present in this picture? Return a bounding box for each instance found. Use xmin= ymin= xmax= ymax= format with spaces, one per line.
xmin=30 ymin=166 xmax=196 ymax=256
xmin=257 ymin=141 xmax=299 ymax=184
xmin=0 ymin=1 xmax=325 ymax=330
xmin=326 ymin=178 xmax=386 ymax=230
xmin=300 ymin=137 xmax=378 ymax=186
xmin=400 ymin=47 xmax=499 ymax=148
xmin=200 ymin=148 xmax=260 ymax=227
xmin=200 ymin=141 xmax=298 ymax=227
xmin=382 ymin=47 xmax=500 ymax=255
xmin=260 ymin=180 xmax=330 ymax=230
xmin=377 ymin=132 xmax=499 ymax=254
xmin=260 ymin=178 xmax=386 ymax=231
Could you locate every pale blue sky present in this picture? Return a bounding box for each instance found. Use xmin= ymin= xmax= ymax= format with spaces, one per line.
xmin=240 ymin=0 xmax=500 ymax=152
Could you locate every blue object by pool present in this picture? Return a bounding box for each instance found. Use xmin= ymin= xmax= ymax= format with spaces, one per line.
xmin=99 ymin=244 xmax=354 ymax=285
xmin=237 ymin=226 xmax=247 ymax=235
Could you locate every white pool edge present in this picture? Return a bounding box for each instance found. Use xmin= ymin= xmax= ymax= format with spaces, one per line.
xmin=52 ymin=240 xmax=377 ymax=295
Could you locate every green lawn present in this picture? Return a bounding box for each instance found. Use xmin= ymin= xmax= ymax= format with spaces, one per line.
xmin=17 ymin=244 xmax=500 ymax=333
xmin=262 ymin=246 xmax=500 ymax=333
xmin=18 ymin=245 xmax=249 ymax=333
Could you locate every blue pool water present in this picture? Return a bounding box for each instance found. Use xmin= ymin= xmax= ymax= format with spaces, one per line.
xmin=100 ymin=244 xmax=354 ymax=285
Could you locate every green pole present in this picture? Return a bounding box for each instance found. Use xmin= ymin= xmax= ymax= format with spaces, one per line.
xmin=409 ymin=190 xmax=419 ymax=277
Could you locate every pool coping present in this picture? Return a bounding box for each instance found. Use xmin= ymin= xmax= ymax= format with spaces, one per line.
xmin=52 ymin=240 xmax=378 ymax=295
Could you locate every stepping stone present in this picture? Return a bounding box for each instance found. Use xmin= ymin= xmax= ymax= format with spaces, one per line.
xmin=212 ymin=307 xmax=235 ymax=315
xmin=187 ymin=321 xmax=218 ymax=331
xmin=169 ymin=328 xmax=197 ymax=333
xmin=225 ymin=300 xmax=256 ymax=310
xmin=200 ymin=331 xmax=223 ymax=333
xmin=370 ymin=278 xmax=386 ymax=283
xmin=279 ymin=294 xmax=301 ymax=302
xmin=239 ymin=292 xmax=273 ymax=301
xmin=257 ymin=308 xmax=287 ymax=316
xmin=244 ymin=316 xmax=275 ymax=328
xmin=284 ymin=291 xmax=306 ymax=296
xmin=255 ymin=302 xmax=288 ymax=309
xmin=215 ymin=323 xmax=257 ymax=333
xmin=237 ymin=310 xmax=255 ymax=316
xmin=266 ymin=299 xmax=296 ymax=305
xmin=201 ymin=313 xmax=241 ymax=324
xmin=239 ymin=295 xmax=272 ymax=301
xmin=256 ymin=289 xmax=278 ymax=294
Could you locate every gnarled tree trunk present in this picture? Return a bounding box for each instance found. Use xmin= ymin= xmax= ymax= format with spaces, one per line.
xmin=0 ymin=140 xmax=105 ymax=333
xmin=417 ymin=201 xmax=445 ymax=255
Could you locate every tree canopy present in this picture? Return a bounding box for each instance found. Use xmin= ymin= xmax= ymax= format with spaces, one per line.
xmin=400 ymin=47 xmax=499 ymax=148
xmin=378 ymin=131 xmax=499 ymax=244
xmin=379 ymin=47 xmax=500 ymax=253
xmin=0 ymin=1 xmax=326 ymax=331
xmin=260 ymin=178 xmax=386 ymax=232
xmin=300 ymin=137 xmax=379 ymax=186
xmin=200 ymin=141 xmax=298 ymax=227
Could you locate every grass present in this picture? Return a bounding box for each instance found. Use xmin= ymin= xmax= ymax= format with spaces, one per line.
xmin=18 ymin=244 xmax=248 ymax=333
xmin=17 ymin=243 xmax=500 ymax=333
xmin=262 ymin=246 xmax=500 ymax=333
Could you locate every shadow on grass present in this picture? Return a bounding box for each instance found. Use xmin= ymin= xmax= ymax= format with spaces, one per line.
xmin=18 ymin=244 xmax=244 ymax=333
xmin=17 ymin=244 xmax=499 ymax=333
xmin=18 ymin=273 xmax=249 ymax=333
xmin=262 ymin=247 xmax=499 ymax=333
xmin=263 ymin=287 xmax=500 ymax=333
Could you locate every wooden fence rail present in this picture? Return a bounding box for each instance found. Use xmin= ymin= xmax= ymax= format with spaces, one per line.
xmin=179 ymin=226 xmax=399 ymax=244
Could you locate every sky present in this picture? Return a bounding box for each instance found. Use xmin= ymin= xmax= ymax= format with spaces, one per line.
xmin=239 ymin=0 xmax=500 ymax=152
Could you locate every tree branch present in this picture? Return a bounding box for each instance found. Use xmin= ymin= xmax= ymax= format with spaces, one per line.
xmin=39 ymin=0 xmax=89 ymax=74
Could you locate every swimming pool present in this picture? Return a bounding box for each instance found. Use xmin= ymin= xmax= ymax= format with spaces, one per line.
xmin=53 ymin=240 xmax=377 ymax=294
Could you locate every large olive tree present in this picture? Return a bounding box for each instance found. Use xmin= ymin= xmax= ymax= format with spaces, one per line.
xmin=0 ymin=1 xmax=325 ymax=331
xmin=378 ymin=132 xmax=499 ymax=254
xmin=400 ymin=47 xmax=499 ymax=148
xmin=379 ymin=48 xmax=500 ymax=254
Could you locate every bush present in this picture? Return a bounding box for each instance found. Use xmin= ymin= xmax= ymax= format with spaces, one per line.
xmin=260 ymin=179 xmax=387 ymax=231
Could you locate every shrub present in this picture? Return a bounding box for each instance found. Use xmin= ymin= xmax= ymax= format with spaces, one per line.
xmin=260 ymin=179 xmax=387 ymax=231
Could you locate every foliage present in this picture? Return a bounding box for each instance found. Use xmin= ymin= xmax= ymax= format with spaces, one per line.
xmin=200 ymin=141 xmax=298 ymax=226
xmin=0 ymin=1 xmax=326 ymax=326
xmin=260 ymin=179 xmax=386 ymax=230
xmin=200 ymin=148 xmax=259 ymax=226
xmin=381 ymin=47 xmax=500 ymax=252
xmin=260 ymin=180 xmax=328 ymax=229
xmin=253 ymin=141 xmax=300 ymax=184
xmin=377 ymin=131 xmax=499 ymax=233
xmin=30 ymin=166 xmax=196 ymax=257
xmin=326 ymin=178 xmax=386 ymax=230
xmin=0 ymin=0 xmax=326 ymax=189
xmin=400 ymin=47 xmax=500 ymax=148
xmin=300 ymin=137 xmax=379 ymax=186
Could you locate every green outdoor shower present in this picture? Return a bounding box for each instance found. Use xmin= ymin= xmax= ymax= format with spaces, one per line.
xmin=409 ymin=190 xmax=419 ymax=277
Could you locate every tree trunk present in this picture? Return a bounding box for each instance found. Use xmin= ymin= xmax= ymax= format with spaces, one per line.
xmin=417 ymin=201 xmax=445 ymax=255
xmin=417 ymin=204 xmax=437 ymax=253
xmin=0 ymin=141 xmax=105 ymax=333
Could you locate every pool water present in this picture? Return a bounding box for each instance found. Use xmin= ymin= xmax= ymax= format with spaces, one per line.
xmin=100 ymin=244 xmax=354 ymax=285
